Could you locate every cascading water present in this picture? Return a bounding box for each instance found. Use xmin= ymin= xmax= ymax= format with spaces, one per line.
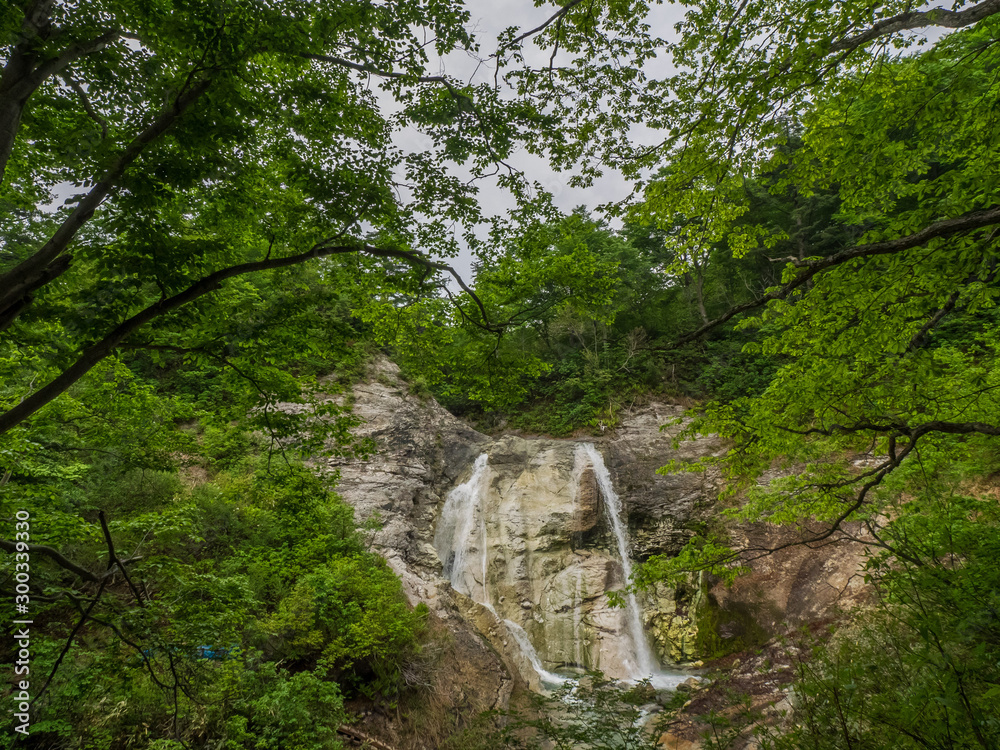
xmin=503 ymin=619 xmax=571 ymax=687
xmin=436 ymin=447 xmax=685 ymax=691
xmin=434 ymin=455 xmax=565 ymax=687
xmin=434 ymin=453 xmax=493 ymax=610
xmin=577 ymin=443 xmax=682 ymax=688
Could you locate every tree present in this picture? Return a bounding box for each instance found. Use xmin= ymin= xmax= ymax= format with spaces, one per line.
xmin=0 ymin=0 xmax=568 ymax=437
xmin=755 ymin=479 xmax=1000 ymax=750
xmin=503 ymin=0 xmax=1000 ymax=344
xmin=593 ymin=10 xmax=1000 ymax=743
xmin=490 ymin=0 xmax=1000 ymax=534
xmin=649 ymin=18 xmax=999 ymax=554
xmin=363 ymin=209 xmax=622 ymax=415
xmin=499 ymin=5 xmax=1000 ymax=740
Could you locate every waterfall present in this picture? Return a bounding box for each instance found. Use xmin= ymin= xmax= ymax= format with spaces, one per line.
xmin=436 ymin=447 xmax=685 ymax=691
xmin=434 ymin=454 xmax=493 ymax=609
xmin=576 ymin=443 xmax=659 ymax=680
xmin=503 ymin=619 xmax=571 ymax=687
xmin=434 ymin=455 xmax=566 ymax=687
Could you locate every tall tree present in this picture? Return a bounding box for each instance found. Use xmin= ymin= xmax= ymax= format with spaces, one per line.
xmin=0 ymin=0 xmax=561 ymax=435
xmin=500 ymin=0 xmax=1000 ymax=522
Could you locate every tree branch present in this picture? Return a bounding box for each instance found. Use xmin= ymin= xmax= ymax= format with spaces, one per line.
xmin=0 ymin=243 xmax=493 ymax=435
xmin=31 ymin=577 xmax=108 ymax=707
xmin=829 ymin=0 xmax=1000 ymax=54
xmin=735 ymin=417 xmax=1000 ymax=563
xmin=0 ymin=537 xmax=100 ymax=583
xmin=663 ymin=406 xmax=1000 ymax=582
xmin=59 ymin=70 xmax=109 ymax=138
xmin=0 ymin=25 xmax=119 ymax=183
xmin=504 ymin=0 xmax=588 ymax=49
xmin=667 ymin=204 xmax=1000 ymax=347
xmin=0 ymin=78 xmax=211 ymax=330
xmin=98 ymin=511 xmax=145 ymax=606
xmin=300 ymin=52 xmax=449 ymax=85
xmin=336 ymin=725 xmax=400 ymax=750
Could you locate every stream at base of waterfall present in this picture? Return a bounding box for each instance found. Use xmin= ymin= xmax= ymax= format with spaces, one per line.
xmin=433 ymin=443 xmax=686 ymax=691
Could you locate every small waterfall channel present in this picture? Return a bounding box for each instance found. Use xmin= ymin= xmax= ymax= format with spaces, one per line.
xmin=434 ymin=446 xmax=684 ymax=691
xmin=433 ymin=453 xmax=493 ymax=608
xmin=576 ymin=443 xmax=659 ymax=680
xmin=503 ymin=618 xmax=573 ymax=687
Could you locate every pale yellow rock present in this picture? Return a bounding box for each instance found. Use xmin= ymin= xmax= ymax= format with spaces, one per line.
xmin=650 ymin=612 xmax=699 ymax=663
xmin=658 ymin=731 xmax=701 ymax=749
xmin=645 ymin=581 xmax=705 ymax=663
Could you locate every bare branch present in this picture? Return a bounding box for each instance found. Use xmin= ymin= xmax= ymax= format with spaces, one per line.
xmin=98 ymin=511 xmax=146 ymax=606
xmin=504 ymin=0 xmax=588 ymax=49
xmin=829 ymin=0 xmax=1000 ymax=54
xmin=0 ymin=538 xmax=100 ymax=582
xmin=300 ymin=52 xmax=449 ymax=85
xmin=59 ymin=70 xmax=109 ymax=138
xmin=31 ymin=577 xmax=108 ymax=707
xmin=336 ymin=726 xmax=400 ymax=750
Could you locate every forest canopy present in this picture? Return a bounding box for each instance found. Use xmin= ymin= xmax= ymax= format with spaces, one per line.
xmin=3 ymin=0 xmax=1000 ymax=437
xmin=3 ymin=0 xmax=1000 ymax=748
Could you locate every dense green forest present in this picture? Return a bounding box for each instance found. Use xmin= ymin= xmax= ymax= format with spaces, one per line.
xmin=3 ymin=0 xmax=1000 ymax=748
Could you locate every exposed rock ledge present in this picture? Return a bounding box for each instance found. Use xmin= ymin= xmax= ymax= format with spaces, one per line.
xmin=308 ymin=358 xmax=871 ymax=744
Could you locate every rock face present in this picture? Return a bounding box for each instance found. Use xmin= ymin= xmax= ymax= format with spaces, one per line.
xmin=317 ymin=359 xmax=870 ymax=695
xmin=646 ymin=581 xmax=704 ymax=663
xmin=436 ymin=436 xmax=647 ymax=683
xmin=321 ymin=358 xmax=489 ymax=608
xmin=604 ymin=402 xmax=724 ymax=561
xmin=710 ymin=522 xmax=870 ymax=631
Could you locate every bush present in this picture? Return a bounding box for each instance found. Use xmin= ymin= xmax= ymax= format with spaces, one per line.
xmin=79 ymin=464 xmax=183 ymax=514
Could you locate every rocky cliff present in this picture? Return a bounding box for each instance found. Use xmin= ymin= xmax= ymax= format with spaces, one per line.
xmin=319 ymin=360 xmax=732 ymax=684
xmin=312 ymin=359 xmax=870 ymax=745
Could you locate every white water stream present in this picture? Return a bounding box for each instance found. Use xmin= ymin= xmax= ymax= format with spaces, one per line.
xmin=577 ymin=443 xmax=683 ymax=689
xmin=503 ymin=619 xmax=572 ymax=687
xmin=433 ymin=453 xmax=493 ymax=608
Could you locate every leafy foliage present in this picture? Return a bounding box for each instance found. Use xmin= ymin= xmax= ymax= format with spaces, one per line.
xmin=0 ymin=275 xmax=423 ymax=747
xmin=743 ymin=468 xmax=1000 ymax=750
xmin=1 ymin=451 xmax=426 ymax=748
xmin=622 ymin=14 xmax=1000 ymax=749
